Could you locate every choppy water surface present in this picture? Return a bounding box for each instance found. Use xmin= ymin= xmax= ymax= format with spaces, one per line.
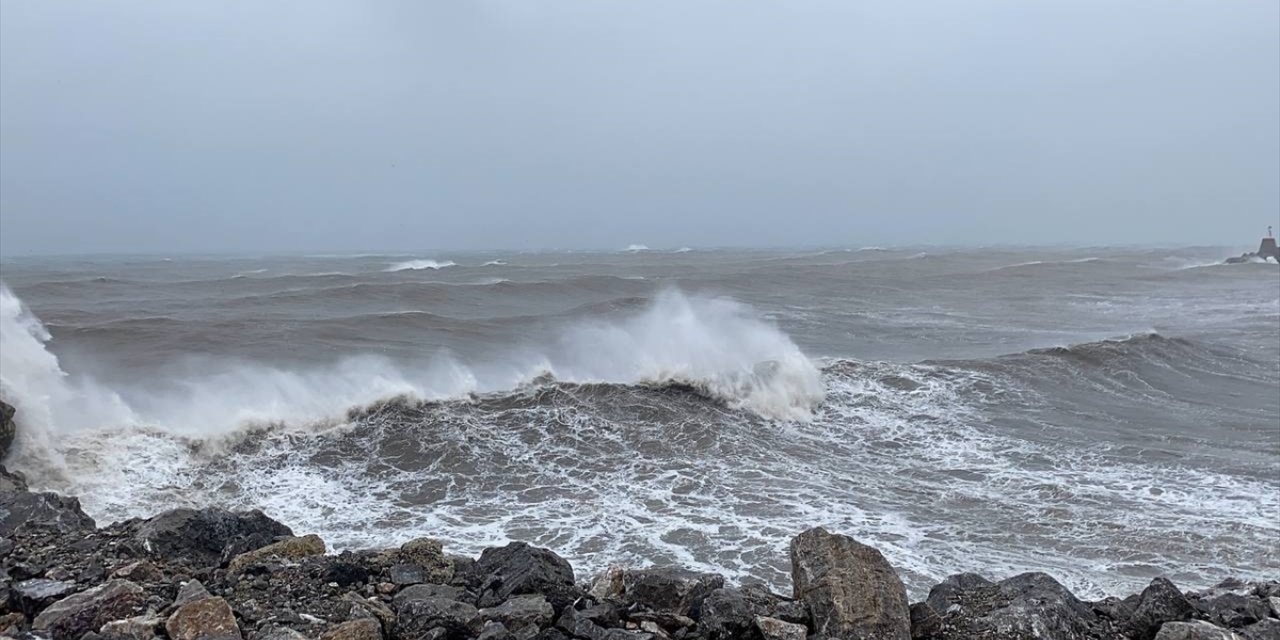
xmin=1 ymin=246 xmax=1276 ymax=598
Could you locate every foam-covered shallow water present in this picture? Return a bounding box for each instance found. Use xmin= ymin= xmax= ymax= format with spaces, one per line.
xmin=1 ymin=246 xmax=1277 ymax=598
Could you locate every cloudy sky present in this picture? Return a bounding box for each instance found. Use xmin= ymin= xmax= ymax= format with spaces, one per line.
xmin=1 ymin=1 xmax=1277 ymax=254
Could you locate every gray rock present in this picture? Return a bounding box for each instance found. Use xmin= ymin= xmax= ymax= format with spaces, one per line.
xmin=923 ymin=572 xmax=993 ymax=614
xmin=588 ymin=565 xmax=626 ymax=601
xmin=914 ymin=571 xmax=1107 ymax=640
xmin=392 ymin=538 xmax=453 ymax=585
xmin=134 ymin=507 xmax=292 ymax=567
xmin=0 ymin=400 xmax=15 ymax=461
xmin=32 ymin=580 xmax=147 ymax=640
xmin=478 ymin=594 xmax=554 ymax=635
xmin=318 ymin=618 xmax=382 ymax=640
xmin=99 ymin=614 xmax=166 ymax=640
xmin=1129 ymin=578 xmax=1198 ymax=640
xmin=908 ymin=601 xmax=941 ymax=640
xmin=622 ymin=567 xmax=724 ymax=618
xmin=474 ymin=542 xmax=579 ymax=611
xmin=698 ymin=588 xmax=755 ymax=639
xmin=755 ymin=616 xmax=807 ymax=640
xmin=175 ymin=579 xmax=213 ymax=607
xmin=1154 ymin=620 xmax=1243 ymax=640
xmin=251 ymin=625 xmax=310 ymax=640
xmin=1196 ymin=592 xmax=1273 ymax=629
xmin=389 ymin=563 xmax=429 ymax=585
xmin=394 ymin=597 xmax=480 ymax=639
xmin=1240 ymin=619 xmax=1280 ymax=640
xmin=476 ymin=621 xmax=512 ymax=640
xmin=790 ymin=526 xmax=910 ymax=640
xmin=166 ymin=596 xmax=243 ymax=640
xmin=0 ymin=483 xmax=96 ymax=536
xmin=9 ymin=577 xmax=76 ymax=617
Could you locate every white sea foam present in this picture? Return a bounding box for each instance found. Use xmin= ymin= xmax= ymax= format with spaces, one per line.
xmin=482 ymin=260 xmax=507 ymax=266
xmin=385 ymin=259 xmax=457 ymax=272
xmin=623 ymin=244 xmax=650 ymax=252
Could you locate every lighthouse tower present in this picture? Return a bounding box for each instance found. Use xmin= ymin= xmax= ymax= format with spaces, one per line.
xmin=1259 ymin=226 xmax=1279 ymax=262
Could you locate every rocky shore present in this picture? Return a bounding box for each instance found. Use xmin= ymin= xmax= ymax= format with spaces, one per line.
xmin=1 ymin=401 xmax=1277 ymax=640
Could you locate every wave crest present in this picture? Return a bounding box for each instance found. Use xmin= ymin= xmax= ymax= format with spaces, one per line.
xmin=385 ymin=259 xmax=457 ymax=272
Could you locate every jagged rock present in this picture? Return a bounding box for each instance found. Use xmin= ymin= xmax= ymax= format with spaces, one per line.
xmin=1240 ymin=619 xmax=1280 ymax=640
xmin=923 ymin=572 xmax=994 ymax=613
xmin=32 ymin=580 xmax=147 ymax=640
xmin=478 ymin=594 xmax=554 ymax=635
xmin=909 ymin=601 xmax=941 ymax=639
xmin=589 ymin=565 xmax=626 ymax=601
xmin=698 ymin=588 xmax=755 ymax=639
xmin=0 ymin=482 xmax=96 ymax=536
xmin=99 ymin=614 xmax=166 ymax=640
xmin=319 ymin=618 xmax=382 ymax=640
xmin=229 ymin=534 xmax=326 ymax=573
xmin=476 ymin=621 xmax=512 ymax=640
xmin=790 ymin=527 xmax=910 ymax=640
xmin=393 ymin=538 xmax=454 ymax=584
xmin=474 ymin=542 xmax=579 ymax=611
xmin=1154 ymin=620 xmax=1243 ymax=639
xmin=390 ymin=563 xmax=430 ymax=585
xmin=1195 ymin=592 xmax=1273 ymax=629
xmin=9 ymin=577 xmax=75 ymax=616
xmin=175 ymin=579 xmax=213 ymax=607
xmin=755 ymin=616 xmax=806 ymax=640
xmin=626 ymin=611 xmax=695 ymax=632
xmin=134 ymin=507 xmax=292 ymax=567
xmin=112 ymin=560 xmax=164 ymax=583
xmin=394 ymin=597 xmax=480 ymax=639
xmin=737 ymin=584 xmax=808 ymax=625
xmin=916 ymin=571 xmax=1108 ymax=640
xmin=0 ymin=612 xmax=26 ymax=635
xmin=622 ymin=567 xmax=723 ymax=618
xmin=340 ymin=592 xmax=395 ymax=630
xmin=0 ymin=400 xmax=16 ymax=461
xmin=1129 ymin=578 xmax=1198 ymax=640
xmin=556 ymin=603 xmax=628 ymax=639
xmin=324 ymin=558 xmax=371 ymax=587
xmin=166 ymin=596 xmax=243 ymax=640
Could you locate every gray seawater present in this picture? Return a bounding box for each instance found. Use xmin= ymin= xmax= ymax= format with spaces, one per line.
xmin=0 ymin=246 xmax=1276 ymax=598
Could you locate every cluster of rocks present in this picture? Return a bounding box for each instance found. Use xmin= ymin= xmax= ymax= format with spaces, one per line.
xmin=3 ymin=465 xmax=1276 ymax=640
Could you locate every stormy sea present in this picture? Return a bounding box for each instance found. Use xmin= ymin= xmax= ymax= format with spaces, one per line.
xmin=1 ymin=246 xmax=1276 ymax=600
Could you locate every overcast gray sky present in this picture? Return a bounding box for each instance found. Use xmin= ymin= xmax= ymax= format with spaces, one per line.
xmin=1 ymin=1 xmax=1277 ymax=254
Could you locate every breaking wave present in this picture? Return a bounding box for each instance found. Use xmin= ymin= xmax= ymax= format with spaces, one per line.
xmin=385 ymin=259 xmax=457 ymax=272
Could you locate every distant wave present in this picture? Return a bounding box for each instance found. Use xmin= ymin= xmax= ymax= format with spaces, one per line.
xmin=386 ymin=259 xmax=457 ymax=272
xmin=482 ymin=260 xmax=507 ymax=266
xmin=623 ymin=244 xmax=650 ymax=252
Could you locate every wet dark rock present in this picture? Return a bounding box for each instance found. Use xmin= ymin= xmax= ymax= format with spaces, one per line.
xmin=1240 ymin=619 xmax=1280 ymax=640
xmin=9 ymin=577 xmax=76 ymax=616
xmin=166 ymin=596 xmax=244 ymax=640
xmin=621 ymin=567 xmax=724 ymax=618
xmin=1194 ymin=592 xmax=1273 ymax=629
xmin=909 ymin=601 xmax=941 ymax=640
xmin=922 ymin=572 xmax=994 ymax=614
xmin=133 ymin=507 xmax=292 ymax=568
xmin=324 ymin=559 xmax=371 ymax=588
xmin=390 ymin=563 xmax=431 ymax=585
xmin=252 ymin=625 xmax=310 ymax=640
xmin=915 ymin=571 xmax=1111 ymax=640
xmin=0 ymin=401 xmax=16 ymax=462
xmin=394 ymin=596 xmax=480 ymax=639
xmin=474 ymin=542 xmax=579 ymax=612
xmin=389 ymin=538 xmax=454 ymax=585
xmin=32 ymin=579 xmax=148 ymax=640
xmin=1153 ymin=620 xmax=1244 ymax=639
xmin=477 ymin=594 xmax=554 ymax=636
xmin=1128 ymin=578 xmax=1198 ymax=640
xmin=228 ymin=534 xmax=325 ymax=573
xmin=0 ymin=480 xmax=96 ymax=536
xmin=790 ymin=526 xmax=910 ymax=640
xmin=175 ymin=579 xmax=213 ymax=607
xmin=112 ymin=560 xmax=164 ymax=583
xmin=698 ymin=588 xmax=756 ymax=639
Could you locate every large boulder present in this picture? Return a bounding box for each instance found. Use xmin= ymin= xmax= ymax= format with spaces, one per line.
xmin=227 ymin=534 xmax=326 ymax=573
xmin=133 ymin=507 xmax=292 ymax=567
xmin=0 ymin=400 xmax=15 ymax=461
xmin=394 ymin=596 xmax=481 ymax=639
xmin=622 ymin=567 xmax=724 ymax=618
xmin=790 ymin=527 xmax=910 ymax=640
xmin=166 ymin=596 xmax=243 ymax=640
xmin=32 ymin=580 xmax=148 ymax=640
xmin=1128 ymin=578 xmax=1197 ymax=640
xmin=9 ymin=577 xmax=76 ymax=616
xmin=478 ymin=594 xmax=554 ymax=637
xmin=319 ymin=618 xmax=383 ymax=640
xmin=915 ymin=571 xmax=1111 ymax=640
xmin=473 ymin=542 xmax=579 ymax=611
xmin=1153 ymin=620 xmax=1243 ymax=640
xmin=0 ymin=468 xmax=96 ymax=536
xmin=756 ymin=616 xmax=807 ymax=640
xmin=699 ymin=588 xmax=756 ymax=639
